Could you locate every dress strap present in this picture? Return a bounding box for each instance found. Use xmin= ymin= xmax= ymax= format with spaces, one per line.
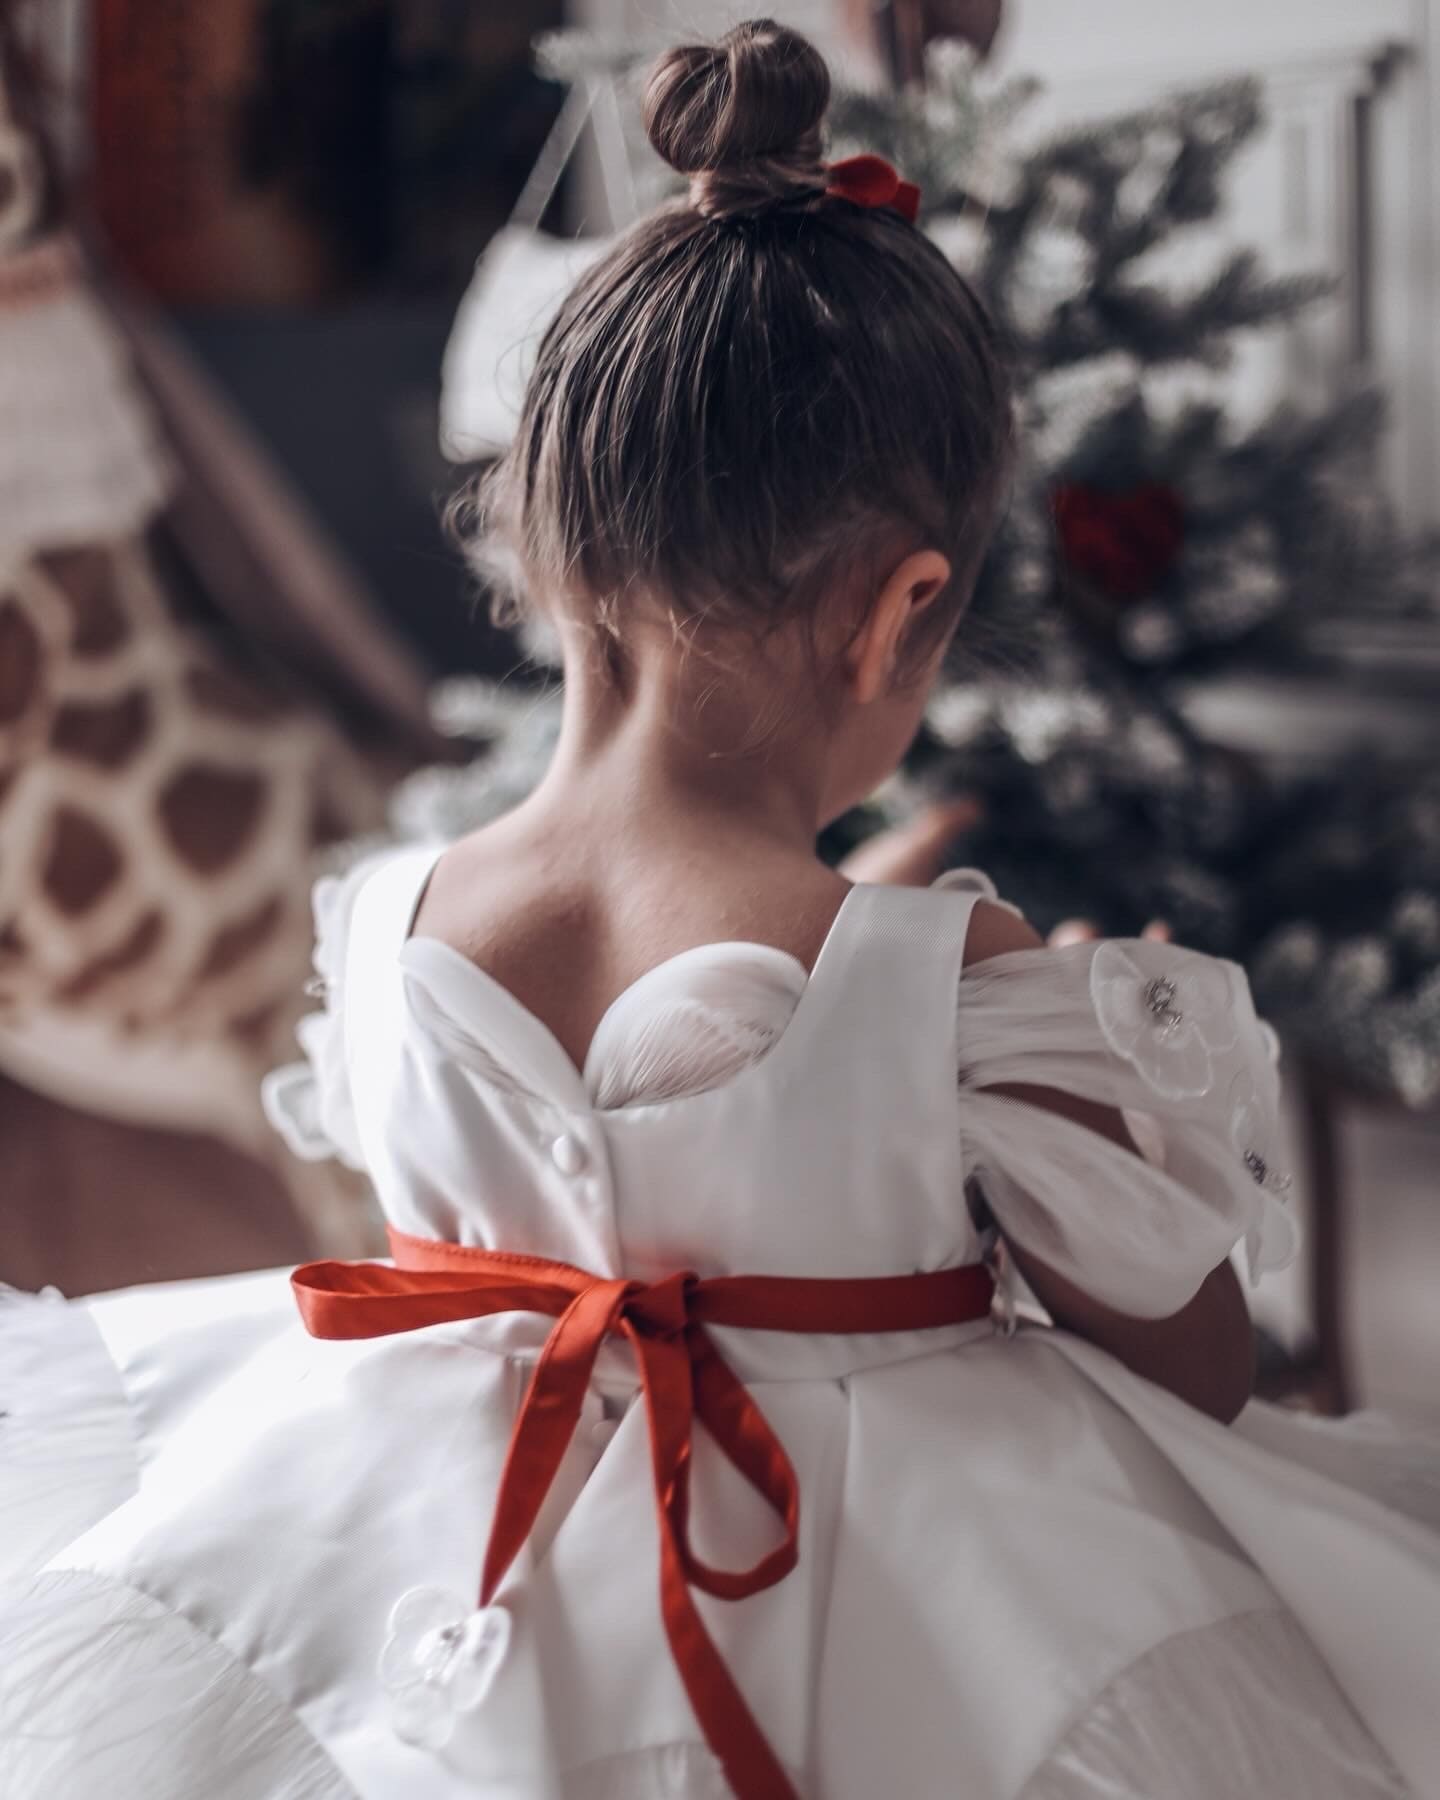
xmin=292 ymin=1228 xmax=993 ymax=1800
xmin=776 ymin=880 xmax=984 ymax=1091
xmin=350 ymin=844 xmax=444 ymax=958
xmin=338 ymin=845 xmax=445 ymax=1037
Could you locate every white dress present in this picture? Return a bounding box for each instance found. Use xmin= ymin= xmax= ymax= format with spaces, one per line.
xmin=3 ymin=844 xmax=1439 ymax=1800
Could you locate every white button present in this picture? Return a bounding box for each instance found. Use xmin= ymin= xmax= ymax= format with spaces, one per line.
xmin=588 ymin=1417 xmax=618 ymax=1450
xmin=551 ymin=1133 xmax=587 ymax=1176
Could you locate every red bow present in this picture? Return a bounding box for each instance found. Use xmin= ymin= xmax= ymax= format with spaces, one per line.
xmin=293 ymin=1228 xmax=992 ymax=1800
xmin=824 ymin=153 xmax=921 ymax=223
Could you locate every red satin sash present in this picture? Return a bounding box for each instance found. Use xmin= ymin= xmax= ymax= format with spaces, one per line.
xmin=293 ymin=1228 xmax=994 ymax=1800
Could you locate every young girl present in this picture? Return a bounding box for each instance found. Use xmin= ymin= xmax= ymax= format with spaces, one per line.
xmin=3 ymin=20 xmax=1438 ymax=1799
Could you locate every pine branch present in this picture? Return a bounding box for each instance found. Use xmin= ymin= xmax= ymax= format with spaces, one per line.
xmin=1026 ymin=255 xmax=1332 ymax=371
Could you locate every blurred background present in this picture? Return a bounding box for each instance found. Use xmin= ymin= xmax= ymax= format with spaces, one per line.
xmin=1 ymin=0 xmax=1437 ymax=1422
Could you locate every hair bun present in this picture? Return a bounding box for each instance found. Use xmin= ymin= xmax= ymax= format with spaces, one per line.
xmin=643 ymin=19 xmax=830 ymax=218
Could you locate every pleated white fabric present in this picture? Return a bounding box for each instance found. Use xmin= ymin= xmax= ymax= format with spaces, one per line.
xmin=3 ymin=845 xmax=1438 ymax=1799
xmin=0 ymin=1290 xmax=137 ymax=1580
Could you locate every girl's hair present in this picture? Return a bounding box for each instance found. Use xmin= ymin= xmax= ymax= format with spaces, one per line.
xmin=461 ymin=17 xmax=1013 ymax=672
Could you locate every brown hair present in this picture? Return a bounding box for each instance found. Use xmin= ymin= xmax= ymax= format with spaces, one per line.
xmin=462 ymin=18 xmax=1013 ymax=675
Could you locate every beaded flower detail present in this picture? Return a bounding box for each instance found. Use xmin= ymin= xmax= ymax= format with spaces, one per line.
xmin=1090 ymin=942 xmax=1240 ymax=1101
xmin=1228 ymin=1069 xmax=1294 ymax=1199
xmin=1092 ymin=941 xmax=1295 ymax=1206
xmin=379 ymin=1586 xmax=511 ymax=1751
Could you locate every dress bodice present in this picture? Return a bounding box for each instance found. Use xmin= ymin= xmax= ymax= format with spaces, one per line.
xmin=265 ymin=846 xmax=1297 ymax=1338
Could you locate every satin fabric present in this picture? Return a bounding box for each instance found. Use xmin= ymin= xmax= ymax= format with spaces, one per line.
xmin=293 ymin=1231 xmax=993 ymax=1800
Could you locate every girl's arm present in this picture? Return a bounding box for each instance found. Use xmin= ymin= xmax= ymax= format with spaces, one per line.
xmin=1001 ymin=1236 xmax=1254 ymax=1424
xmin=965 ymin=901 xmax=1256 ymax=1424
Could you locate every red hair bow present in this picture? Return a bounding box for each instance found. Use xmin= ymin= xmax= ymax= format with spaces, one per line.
xmin=824 ymin=153 xmax=921 ymax=224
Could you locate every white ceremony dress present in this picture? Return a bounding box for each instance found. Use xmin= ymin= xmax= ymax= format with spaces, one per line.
xmin=3 ymin=844 xmax=1439 ymax=1800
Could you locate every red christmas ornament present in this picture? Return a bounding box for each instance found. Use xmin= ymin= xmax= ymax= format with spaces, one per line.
xmin=1052 ymin=481 xmax=1185 ymax=602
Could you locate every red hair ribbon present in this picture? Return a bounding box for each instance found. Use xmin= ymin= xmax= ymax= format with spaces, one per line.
xmin=824 ymin=153 xmax=921 ymax=223
xmin=294 ymin=1227 xmax=992 ymax=1800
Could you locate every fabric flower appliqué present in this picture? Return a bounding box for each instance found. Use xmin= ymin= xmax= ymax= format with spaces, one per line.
xmin=1228 ymin=1069 xmax=1293 ymax=1200
xmin=1091 ymin=941 xmax=1240 ymax=1101
xmin=379 ymin=1586 xmax=511 ymax=1751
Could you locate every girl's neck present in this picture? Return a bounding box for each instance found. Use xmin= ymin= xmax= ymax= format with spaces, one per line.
xmin=417 ymin=630 xmax=857 ymax=1070
xmin=527 ymin=634 xmax=831 ymax=857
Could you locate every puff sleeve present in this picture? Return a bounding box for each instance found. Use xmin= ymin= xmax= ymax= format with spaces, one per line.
xmin=957 ymin=934 xmax=1299 ymax=1319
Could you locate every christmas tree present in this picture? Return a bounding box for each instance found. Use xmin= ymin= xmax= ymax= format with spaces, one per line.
xmin=843 ymin=60 xmax=1440 ymax=1106
xmin=389 ymin=38 xmax=1440 ymax=1108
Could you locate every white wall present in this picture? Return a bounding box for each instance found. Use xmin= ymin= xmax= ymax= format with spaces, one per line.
xmin=573 ymin=0 xmax=844 ymax=54
xmin=992 ymin=0 xmax=1413 ymax=87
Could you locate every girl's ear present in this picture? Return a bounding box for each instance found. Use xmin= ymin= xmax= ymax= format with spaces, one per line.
xmin=846 ymin=549 xmax=952 ymax=703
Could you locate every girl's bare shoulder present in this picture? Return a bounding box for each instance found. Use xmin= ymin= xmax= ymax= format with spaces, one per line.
xmin=963 ymin=900 xmax=1045 ymax=968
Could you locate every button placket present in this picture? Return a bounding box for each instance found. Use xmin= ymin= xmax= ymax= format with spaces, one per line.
xmin=550 ymin=1132 xmax=588 ymax=1176
xmin=540 ymin=1113 xmax=623 ymax=1286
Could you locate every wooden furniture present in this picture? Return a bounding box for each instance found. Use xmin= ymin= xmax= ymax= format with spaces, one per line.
xmin=1258 ymin=1060 xmax=1439 ymax=1417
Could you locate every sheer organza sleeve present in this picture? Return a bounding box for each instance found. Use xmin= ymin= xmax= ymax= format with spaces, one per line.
xmin=260 ymin=864 xmax=368 ymax=1169
xmin=956 ymin=934 xmax=1298 ymax=1319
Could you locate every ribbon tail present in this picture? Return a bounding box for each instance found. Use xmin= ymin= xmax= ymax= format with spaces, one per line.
xmin=480 ymin=1277 xmax=629 ymax=1603
xmin=659 ymin=1535 xmax=802 ymax=1800
xmin=631 ymin=1329 xmax=801 ymax=1800
xmin=681 ymin=1325 xmax=799 ymax=1600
